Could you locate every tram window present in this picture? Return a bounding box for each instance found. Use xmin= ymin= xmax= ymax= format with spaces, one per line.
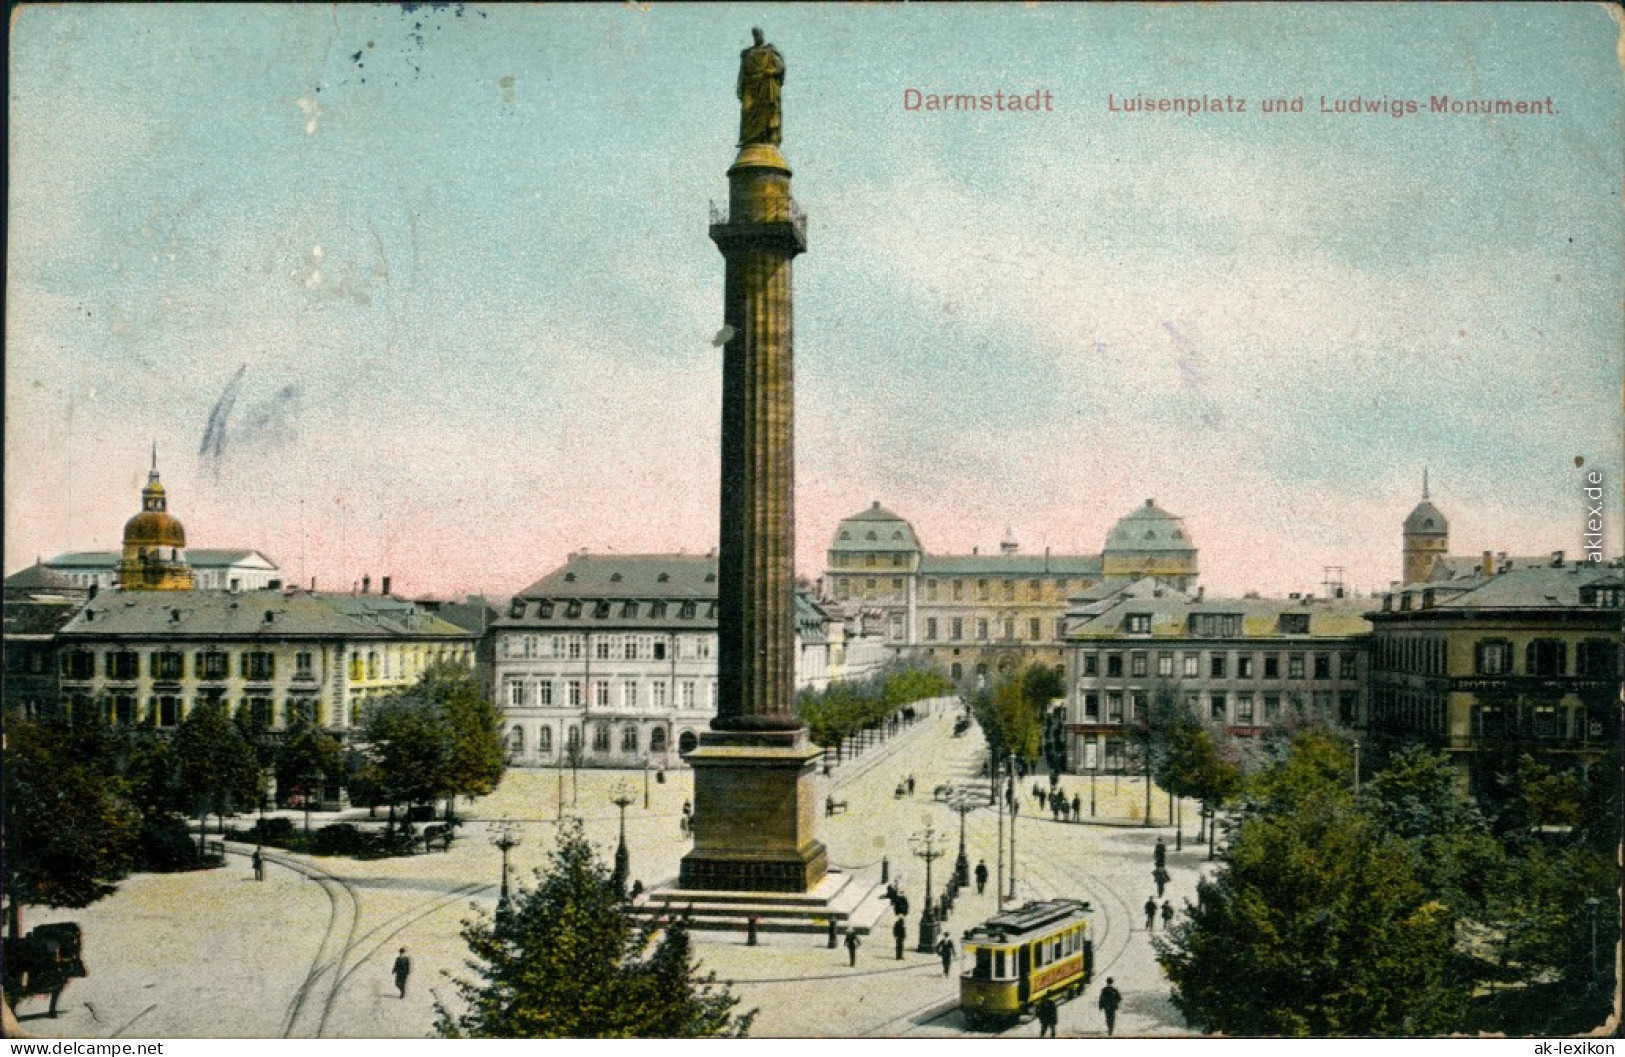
xmin=995 ymin=950 xmax=1006 ymax=978
xmin=1033 ymin=943 xmax=1045 ymax=969
xmin=974 ymin=949 xmax=992 ymax=980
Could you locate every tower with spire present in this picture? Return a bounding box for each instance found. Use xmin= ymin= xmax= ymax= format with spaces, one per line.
xmin=117 ymin=447 xmax=194 ymax=590
xmin=1402 ymin=468 xmax=1449 ymax=584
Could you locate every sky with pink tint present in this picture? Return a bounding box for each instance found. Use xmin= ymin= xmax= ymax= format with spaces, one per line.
xmin=7 ymin=4 xmax=1621 ymax=601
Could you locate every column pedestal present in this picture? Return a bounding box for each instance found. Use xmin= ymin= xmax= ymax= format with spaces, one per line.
xmin=678 ymin=730 xmax=827 ymax=892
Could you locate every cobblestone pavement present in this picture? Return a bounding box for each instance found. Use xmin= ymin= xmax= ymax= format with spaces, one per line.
xmin=15 ymin=703 xmax=1212 ymax=1039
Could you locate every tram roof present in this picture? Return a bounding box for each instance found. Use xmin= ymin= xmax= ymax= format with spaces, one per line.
xmin=964 ymin=899 xmax=1092 ymax=943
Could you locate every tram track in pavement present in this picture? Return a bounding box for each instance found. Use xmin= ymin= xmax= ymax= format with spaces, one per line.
xmin=228 ymin=843 xmax=494 ymax=1038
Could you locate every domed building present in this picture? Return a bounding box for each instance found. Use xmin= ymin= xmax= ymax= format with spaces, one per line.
xmin=116 ymin=454 xmax=194 ymax=590
xmin=1100 ymin=499 xmax=1199 ymax=591
xmin=1402 ymin=471 xmax=1450 ymax=584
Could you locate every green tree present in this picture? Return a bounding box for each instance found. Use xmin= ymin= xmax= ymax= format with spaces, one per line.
xmin=171 ymin=699 xmax=261 ymax=853
xmin=278 ymin=718 xmax=344 ymax=836
xmin=361 ymin=663 xmax=506 ymax=821
xmin=2 ymin=719 xmax=140 ymax=938
xmin=1156 ymin=732 xmax=1469 ymax=1036
xmin=435 ymin=664 xmax=506 ymax=817
xmin=435 ymin=820 xmax=755 ymax=1038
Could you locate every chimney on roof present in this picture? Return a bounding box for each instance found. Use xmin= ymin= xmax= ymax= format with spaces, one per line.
xmin=264 ymin=610 xmax=275 ymax=624
xmin=872 ymin=500 xmax=880 ymax=510
xmin=382 ymin=575 xmax=392 ymax=596
xmin=362 ymin=575 xmax=372 ymax=594
xmin=972 ymin=546 xmax=979 ymax=556
xmin=1551 ymin=550 xmax=1564 ymax=568
xmin=1196 ymin=586 xmax=1205 ymax=601
xmin=1482 ymin=550 xmax=1493 ymax=576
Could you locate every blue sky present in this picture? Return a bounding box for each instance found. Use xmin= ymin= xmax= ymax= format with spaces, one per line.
xmin=7 ymin=3 xmax=1621 ymax=598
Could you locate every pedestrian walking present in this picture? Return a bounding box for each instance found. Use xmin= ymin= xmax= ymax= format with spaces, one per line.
xmin=974 ymin=859 xmax=989 ymax=895
xmin=936 ymin=935 xmax=955 ymax=976
xmin=1098 ymin=977 xmax=1122 ymax=1036
xmin=893 ymin=915 xmax=907 ymax=960
xmin=1036 ymin=994 xmax=1059 ymax=1037
xmin=747 ymin=916 xmax=759 ymax=946
xmin=251 ymin=846 xmax=265 ymax=881
xmin=1153 ymin=866 xmax=1171 ymax=898
xmin=907 ymin=774 xmax=916 ymax=795
xmin=1144 ymin=896 xmax=1157 ymax=931
xmin=1071 ymin=795 xmax=1081 ymax=822
xmin=844 ymin=929 xmax=861 ymax=967
xmin=1161 ymin=900 xmax=1174 ymax=930
xmin=1154 ymin=837 xmax=1167 ymax=869
xmin=392 ymin=947 xmax=412 ymax=999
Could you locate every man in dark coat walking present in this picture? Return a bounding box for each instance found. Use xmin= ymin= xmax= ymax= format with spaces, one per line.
xmin=251 ymin=846 xmax=265 ymax=881
xmin=393 ymin=947 xmax=411 ymax=998
xmin=1161 ymin=900 xmax=1174 ymax=930
xmin=893 ymin=915 xmax=907 ymax=960
xmin=845 ymin=928 xmax=861 ymax=967
xmin=936 ymin=935 xmax=955 ymax=976
xmin=1144 ymin=896 xmax=1158 ymax=931
xmin=1154 ymin=836 xmax=1167 ymax=869
xmin=975 ymin=858 xmax=989 ymax=895
xmin=1036 ymin=993 xmax=1059 ymax=1037
xmin=1153 ymin=866 xmax=1171 ymax=899
xmin=1098 ymin=977 xmax=1122 ymax=1036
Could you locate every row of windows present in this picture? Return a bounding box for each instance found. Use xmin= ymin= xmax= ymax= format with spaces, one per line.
xmin=506 ymin=678 xmax=714 ymax=712
xmin=74 ymin=693 xmax=322 ymax=728
xmin=925 ymin=616 xmax=1067 ymax=642
xmin=1466 ymin=701 xmax=1611 ymax=740
xmin=926 ymin=577 xmax=1076 ymax=603
xmin=63 ymin=649 xmax=303 ymax=683
xmin=509 ymin=598 xmax=714 ymax=621
xmin=1465 ymin=639 xmax=1618 ymax=678
xmin=505 ymin=723 xmax=701 ymax=757
xmin=830 ymin=553 xmax=911 ymax=569
xmin=1081 ymin=650 xmax=1356 ymax=681
xmin=61 ymin=646 xmax=471 ymax=685
xmin=1079 ymin=689 xmax=1358 ymax=726
xmin=501 ymin=634 xmax=713 ymax=662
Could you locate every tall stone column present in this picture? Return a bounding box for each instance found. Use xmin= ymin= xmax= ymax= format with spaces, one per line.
xmin=679 ymin=32 xmax=827 ymax=894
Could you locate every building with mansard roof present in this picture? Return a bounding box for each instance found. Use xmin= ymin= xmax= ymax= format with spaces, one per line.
xmin=51 ymin=588 xmax=474 ymax=734
xmin=1062 ymin=581 xmax=1370 ymax=773
xmin=493 ymin=552 xmax=883 ymax=770
xmin=823 ymin=498 xmax=1199 ymax=687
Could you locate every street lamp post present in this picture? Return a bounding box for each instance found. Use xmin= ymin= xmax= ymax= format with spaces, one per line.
xmin=1008 ymin=796 xmax=1020 ymax=902
xmin=491 ymin=821 xmax=521 ymax=911
xmin=996 ymin=756 xmax=1006 ymax=911
xmin=610 ymin=780 xmax=635 ymax=897
xmin=1586 ymin=897 xmax=1602 ymax=982
xmin=1352 ymin=738 xmax=1361 ymax=798
xmin=643 ymin=756 xmax=651 ymax=810
xmin=1090 ymin=751 xmax=1097 ymax=818
xmin=910 ymin=826 xmax=949 ymax=953
xmin=948 ymin=791 xmax=978 ymax=887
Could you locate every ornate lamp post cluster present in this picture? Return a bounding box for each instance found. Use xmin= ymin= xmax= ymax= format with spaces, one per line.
xmin=909 ymin=826 xmax=949 ymax=953
xmin=490 ymin=820 xmax=522 ymax=914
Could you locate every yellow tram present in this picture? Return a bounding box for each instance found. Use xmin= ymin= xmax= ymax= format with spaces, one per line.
xmin=959 ymin=899 xmax=1094 ymax=1029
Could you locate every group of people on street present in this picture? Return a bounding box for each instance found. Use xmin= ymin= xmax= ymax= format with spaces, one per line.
xmin=1029 ymin=783 xmax=1084 ymax=823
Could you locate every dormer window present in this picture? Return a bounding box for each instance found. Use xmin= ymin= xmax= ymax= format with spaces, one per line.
xmin=566 ymin=601 xmax=582 ymax=618
xmin=510 ymin=600 xmax=526 ymax=618
xmin=611 ymin=573 xmax=623 ymax=582
xmin=705 ymin=572 xmax=716 ymax=583
xmin=564 ymin=572 xmax=576 ymax=582
xmin=1278 ymin=613 xmax=1310 ymax=635
xmin=623 ymin=602 xmax=639 ymax=618
xmin=658 ymin=573 xmax=670 ymax=582
xmin=593 ymin=601 xmax=611 ymax=619
xmin=680 ymin=601 xmax=697 ymax=619
xmin=538 ymin=602 xmax=554 ymax=618
xmin=651 ymin=601 xmax=667 ymax=619
xmin=866 ymin=531 xmax=877 ymax=540
xmin=1126 ymin=614 xmax=1151 ymax=634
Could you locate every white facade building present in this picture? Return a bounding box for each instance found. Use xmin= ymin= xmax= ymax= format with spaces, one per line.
xmin=495 ymin=553 xmax=871 ymax=769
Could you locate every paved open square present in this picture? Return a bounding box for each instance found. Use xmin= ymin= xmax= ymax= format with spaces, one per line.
xmin=16 ymin=705 xmax=1208 ymax=1039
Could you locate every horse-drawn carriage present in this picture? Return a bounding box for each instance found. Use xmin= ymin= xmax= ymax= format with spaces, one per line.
xmin=3 ymin=922 xmax=87 ymax=1018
